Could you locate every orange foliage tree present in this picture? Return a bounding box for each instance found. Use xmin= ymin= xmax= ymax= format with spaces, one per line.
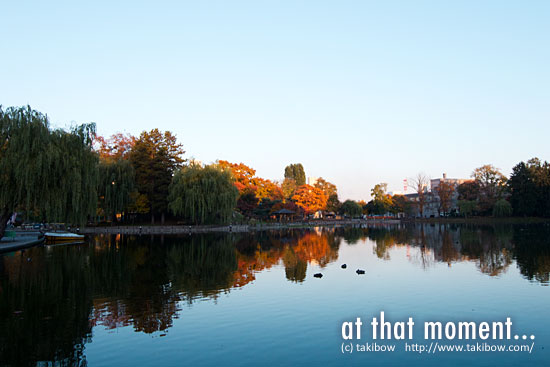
xmin=292 ymin=185 xmax=328 ymax=214
xmin=253 ymin=177 xmax=284 ymax=201
xmin=95 ymin=133 xmax=135 ymax=162
xmin=217 ymin=160 xmax=256 ymax=193
xmin=218 ymin=160 xmax=283 ymax=202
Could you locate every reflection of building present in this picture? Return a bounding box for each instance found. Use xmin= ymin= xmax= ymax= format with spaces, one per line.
xmin=405 ymin=173 xmax=473 ymax=218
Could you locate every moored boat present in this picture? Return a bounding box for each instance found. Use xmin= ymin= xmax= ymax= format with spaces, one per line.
xmin=44 ymin=232 xmax=85 ymax=244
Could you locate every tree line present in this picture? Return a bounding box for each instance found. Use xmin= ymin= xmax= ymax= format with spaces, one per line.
xmin=0 ymin=106 xmax=349 ymax=238
xmin=358 ymin=162 xmax=550 ymax=218
xmin=2 ymin=105 xmax=549 ymax=239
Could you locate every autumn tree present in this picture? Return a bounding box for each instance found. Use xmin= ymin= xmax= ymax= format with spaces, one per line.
xmin=410 ymin=173 xmax=430 ymax=217
xmin=236 ymin=190 xmax=259 ymax=218
xmin=253 ymin=177 xmax=284 ymax=201
xmin=472 ymin=164 xmax=507 ymax=214
xmin=457 ymin=181 xmax=480 ymax=201
xmin=390 ymin=195 xmax=411 ymax=215
xmin=291 ymin=184 xmax=327 ymax=215
xmin=370 ymin=183 xmax=393 ymax=214
xmin=129 ymin=129 xmax=185 ymax=224
xmin=314 ymin=177 xmax=337 ymax=198
xmin=95 ymin=133 xmax=135 ymax=162
xmin=168 ymin=164 xmax=239 ymax=224
xmin=435 ymin=180 xmax=455 ymax=216
xmin=217 ymin=160 xmax=256 ymax=193
xmin=284 ymin=163 xmax=306 ymax=186
xmin=0 ymin=106 xmax=98 ymax=238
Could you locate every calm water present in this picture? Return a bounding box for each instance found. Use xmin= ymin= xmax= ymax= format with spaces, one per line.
xmin=1 ymin=223 xmax=549 ymax=366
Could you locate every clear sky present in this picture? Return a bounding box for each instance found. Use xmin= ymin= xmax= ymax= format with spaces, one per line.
xmin=2 ymin=1 xmax=549 ymax=200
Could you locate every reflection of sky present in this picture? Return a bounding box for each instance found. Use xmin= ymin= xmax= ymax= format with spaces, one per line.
xmin=86 ymin=238 xmax=550 ymax=366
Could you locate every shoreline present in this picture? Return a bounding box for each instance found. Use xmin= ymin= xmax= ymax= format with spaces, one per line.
xmin=78 ymin=216 xmax=550 ymax=235
xmin=402 ymin=217 xmax=550 ymax=224
xmin=79 ymin=219 xmax=400 ymax=235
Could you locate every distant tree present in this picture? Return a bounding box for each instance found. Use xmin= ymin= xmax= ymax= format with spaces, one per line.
xmin=472 ymin=164 xmax=507 ymax=214
xmin=527 ymin=158 xmax=550 ymax=217
xmin=284 ymin=163 xmax=306 ymax=186
xmin=340 ymin=200 xmax=363 ymax=218
xmin=129 ymin=129 xmax=185 ymax=224
xmin=253 ymin=177 xmax=284 ymax=201
xmin=237 ymin=189 xmax=259 ymax=218
xmin=291 ymin=184 xmax=327 ymax=215
xmin=390 ymin=195 xmax=411 ymax=215
xmin=410 ymin=173 xmax=430 ymax=217
xmin=508 ymin=161 xmax=537 ymax=216
xmin=458 ymin=200 xmax=476 ymax=218
xmin=357 ymin=200 xmax=368 ymax=215
xmin=0 ymin=106 xmax=98 ymax=238
xmin=282 ymin=178 xmax=298 ymax=199
xmin=365 ymin=200 xmax=375 ymax=215
xmin=493 ymin=199 xmax=512 ymax=217
xmin=509 ymin=158 xmax=550 ymax=217
xmin=365 ymin=200 xmax=388 ymax=215
xmin=371 ymin=183 xmax=388 ymax=201
xmin=314 ymin=177 xmax=337 ymax=198
xmin=326 ymin=193 xmax=341 ymax=213
xmin=168 ymin=164 xmax=239 ymax=224
xmin=435 ymin=180 xmax=455 ymax=216
xmin=95 ymin=133 xmax=135 ymax=162
xmin=457 ymin=181 xmax=480 ymax=201
xmin=217 ymin=160 xmax=256 ymax=193
xmin=370 ymin=183 xmax=392 ymax=214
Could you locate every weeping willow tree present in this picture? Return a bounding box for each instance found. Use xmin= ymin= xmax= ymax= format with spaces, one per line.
xmin=168 ymin=164 xmax=239 ymax=225
xmin=0 ymin=105 xmax=98 ymax=238
xmin=98 ymin=159 xmax=135 ymax=221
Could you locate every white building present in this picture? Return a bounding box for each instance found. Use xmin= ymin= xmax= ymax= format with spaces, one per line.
xmin=307 ymin=177 xmax=319 ymax=186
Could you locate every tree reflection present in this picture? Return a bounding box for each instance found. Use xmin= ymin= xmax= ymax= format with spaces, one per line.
xmin=0 ymin=247 xmax=92 ymax=367
xmin=513 ymin=224 xmax=550 ymax=284
xmin=1 ymin=223 xmax=549 ymax=366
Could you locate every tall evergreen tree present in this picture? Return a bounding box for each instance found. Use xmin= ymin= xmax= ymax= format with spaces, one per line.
xmin=284 ymin=163 xmax=306 ymax=186
xmin=129 ymin=129 xmax=185 ymax=224
xmin=509 ymin=158 xmax=550 ymax=217
xmin=509 ymin=162 xmax=538 ymax=216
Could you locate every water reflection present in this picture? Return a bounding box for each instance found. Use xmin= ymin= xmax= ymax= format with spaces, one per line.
xmin=0 ymin=224 xmax=549 ymax=366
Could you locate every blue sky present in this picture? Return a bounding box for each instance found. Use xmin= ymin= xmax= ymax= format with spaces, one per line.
xmin=2 ymin=1 xmax=549 ymax=200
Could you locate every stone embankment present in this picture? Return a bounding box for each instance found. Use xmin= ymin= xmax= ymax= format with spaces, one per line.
xmin=80 ymin=219 xmax=400 ymax=235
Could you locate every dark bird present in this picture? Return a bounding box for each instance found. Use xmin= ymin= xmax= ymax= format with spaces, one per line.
xmin=341 ymin=264 xmax=347 ymax=269
xmin=356 ymin=269 xmax=365 ymax=275
xmin=314 ymin=273 xmax=323 ymax=278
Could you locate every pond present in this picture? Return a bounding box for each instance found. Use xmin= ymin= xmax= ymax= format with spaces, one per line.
xmin=1 ymin=223 xmax=549 ymax=366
